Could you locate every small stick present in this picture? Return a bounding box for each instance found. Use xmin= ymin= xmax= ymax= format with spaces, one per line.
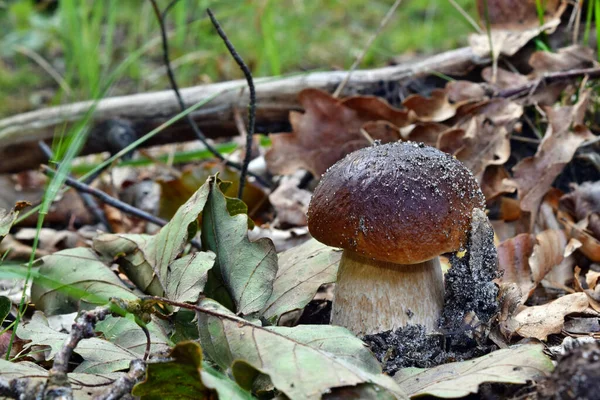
xmin=94 ymin=359 xmax=147 ymax=400
xmin=148 ymin=0 xmax=270 ymax=193
xmin=333 ymin=0 xmax=403 ymax=98
xmin=38 ymin=141 xmax=112 ymax=232
xmin=41 ymin=165 xmax=202 ymax=250
xmin=45 ymin=306 xmax=113 ymax=399
xmin=497 ymin=67 xmax=600 ymax=98
xmin=207 ymin=8 xmax=256 ymax=200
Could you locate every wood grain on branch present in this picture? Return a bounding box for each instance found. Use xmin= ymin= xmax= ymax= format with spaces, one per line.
xmin=0 ymin=47 xmax=487 ymax=173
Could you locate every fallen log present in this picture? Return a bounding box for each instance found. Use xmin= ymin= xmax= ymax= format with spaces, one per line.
xmin=0 ymin=46 xmax=488 ymax=173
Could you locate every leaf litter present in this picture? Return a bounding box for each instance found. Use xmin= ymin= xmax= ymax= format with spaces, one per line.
xmin=5 ymin=2 xmax=600 ymax=399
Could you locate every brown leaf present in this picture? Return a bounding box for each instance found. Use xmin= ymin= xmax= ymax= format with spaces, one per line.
xmin=446 ymin=81 xmax=488 ymax=103
xmin=560 ymin=212 xmax=600 ymax=262
xmin=482 ymin=67 xmax=530 ymax=90
xmin=402 ymin=89 xmax=464 ymax=122
xmin=469 ymin=18 xmax=561 ymax=58
xmin=268 ymin=175 xmax=312 ymax=227
xmin=361 ymin=121 xmax=402 ymax=143
xmin=448 ymin=114 xmax=512 ymax=181
xmin=266 ymin=89 xmax=412 ymax=176
xmin=497 ymin=233 xmax=536 ymax=302
xmin=561 ymin=181 xmax=600 ymax=221
xmin=509 ymin=292 xmax=591 ymax=340
xmin=404 ymin=122 xmax=449 ymax=147
xmin=498 ymin=229 xmax=570 ymax=305
xmin=529 ymin=45 xmax=596 ymax=74
xmin=476 ymin=0 xmax=564 ymax=30
xmin=505 ymin=91 xmax=596 ymax=226
xmin=481 ymin=166 xmax=516 ymax=201
xmin=573 ymin=266 xmax=600 ymax=312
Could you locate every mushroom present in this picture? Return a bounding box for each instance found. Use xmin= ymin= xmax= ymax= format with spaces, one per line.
xmin=307 ymin=141 xmax=485 ymax=336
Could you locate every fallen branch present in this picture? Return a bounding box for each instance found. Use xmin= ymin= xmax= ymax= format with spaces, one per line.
xmin=0 ymin=46 xmax=488 ymax=173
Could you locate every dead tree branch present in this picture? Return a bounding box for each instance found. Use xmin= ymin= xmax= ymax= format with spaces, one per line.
xmin=0 ymin=46 xmax=488 ymax=173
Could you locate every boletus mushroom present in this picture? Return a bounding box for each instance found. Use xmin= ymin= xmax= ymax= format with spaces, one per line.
xmin=307 ymin=141 xmax=485 ymax=336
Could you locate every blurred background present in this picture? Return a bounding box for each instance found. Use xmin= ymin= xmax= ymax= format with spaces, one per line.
xmin=0 ymin=0 xmax=476 ymax=118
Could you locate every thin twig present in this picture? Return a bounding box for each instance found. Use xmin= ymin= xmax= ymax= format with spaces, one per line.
xmin=148 ymin=0 xmax=269 ymax=192
xmin=333 ymin=0 xmax=403 ymax=97
xmin=497 ymin=67 xmax=600 ymax=98
xmin=38 ymin=141 xmax=112 ymax=232
xmin=447 ymin=0 xmax=483 ymax=34
xmin=45 ymin=306 xmax=113 ymax=399
xmin=207 ymin=8 xmax=256 ymax=199
xmin=94 ymin=359 xmax=146 ymax=400
xmin=14 ymin=46 xmax=72 ymax=95
xmin=41 ymin=165 xmax=202 ymax=250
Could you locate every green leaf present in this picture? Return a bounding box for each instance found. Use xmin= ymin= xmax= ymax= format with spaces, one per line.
xmin=96 ymin=315 xmax=171 ymax=356
xmin=17 ymin=312 xmax=137 ymax=373
xmin=197 ymin=299 xmax=406 ymax=400
xmin=94 ymin=178 xmax=213 ymax=300
xmin=0 ymin=296 xmax=10 ymax=325
xmin=132 ymin=341 xmax=254 ymax=400
xmin=0 ymin=359 xmax=124 ymax=399
xmin=202 ymin=178 xmax=278 ymax=315
xmin=394 ymin=344 xmax=554 ymax=398
xmin=260 ymin=239 xmax=340 ymax=323
xmin=30 ymin=247 xmax=137 ymax=315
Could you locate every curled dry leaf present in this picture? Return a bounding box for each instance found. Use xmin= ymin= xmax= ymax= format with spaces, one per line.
xmin=560 ymin=213 xmax=600 ymax=262
xmin=529 ymin=45 xmax=596 ymax=75
xmin=471 ymin=0 xmax=565 ymax=58
xmin=481 ymin=166 xmax=515 ymax=201
xmin=268 ymin=175 xmax=312 ymax=227
xmin=469 ymin=19 xmax=561 ymax=59
xmin=476 ymin=0 xmax=564 ymax=30
xmin=561 ymin=180 xmax=600 ymax=239
xmin=505 ymin=91 xmax=597 ymax=227
xmin=505 ymin=292 xmax=593 ymax=340
xmin=497 ymin=229 xmax=570 ymax=305
xmin=573 ymin=266 xmax=600 ymax=313
xmin=403 ymin=122 xmax=449 ymax=147
xmin=402 ymin=89 xmax=467 ymax=122
xmin=266 ymin=89 xmax=412 ymax=176
xmin=446 ymin=80 xmax=488 ymax=103
xmin=482 ymin=67 xmax=529 ymax=90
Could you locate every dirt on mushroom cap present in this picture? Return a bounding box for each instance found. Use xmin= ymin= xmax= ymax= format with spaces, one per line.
xmin=308 ymin=141 xmax=485 ymax=264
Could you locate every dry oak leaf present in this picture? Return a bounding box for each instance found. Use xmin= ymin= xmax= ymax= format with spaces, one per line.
xmin=497 ymin=229 xmax=571 ymax=306
xmin=561 ymin=181 xmax=600 ymax=240
xmin=573 ymin=266 xmax=600 ymax=313
xmin=504 ymin=91 xmax=596 ymax=225
xmin=507 ymin=292 xmax=593 ymax=340
xmin=402 ymin=122 xmax=450 ymax=147
xmin=440 ymin=108 xmax=514 ymax=181
xmin=482 ymin=67 xmax=530 ymax=90
xmin=266 ymin=89 xmax=413 ymax=176
xmin=446 ymin=80 xmax=488 ymax=103
xmin=480 ymin=166 xmax=515 ymax=201
xmin=471 ymin=0 xmax=565 ymax=58
xmin=529 ymin=45 xmax=596 ymax=75
xmin=476 ymin=0 xmax=564 ymax=30
xmin=402 ymin=89 xmax=466 ymax=122
xmin=559 ymin=211 xmax=600 ymax=262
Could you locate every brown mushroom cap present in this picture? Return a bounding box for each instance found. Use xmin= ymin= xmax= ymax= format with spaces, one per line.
xmin=307 ymin=141 xmax=485 ymax=264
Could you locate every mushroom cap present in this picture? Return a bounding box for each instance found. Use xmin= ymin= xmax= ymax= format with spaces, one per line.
xmin=307 ymin=142 xmax=485 ymax=264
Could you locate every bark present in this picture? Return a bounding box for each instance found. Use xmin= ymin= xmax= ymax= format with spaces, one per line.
xmin=0 ymin=46 xmax=488 ymax=173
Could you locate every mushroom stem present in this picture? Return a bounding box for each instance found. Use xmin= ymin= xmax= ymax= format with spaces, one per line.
xmin=331 ymin=250 xmax=444 ymax=336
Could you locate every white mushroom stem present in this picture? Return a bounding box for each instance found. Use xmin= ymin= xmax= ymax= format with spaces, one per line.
xmin=331 ymin=250 xmax=445 ymax=336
